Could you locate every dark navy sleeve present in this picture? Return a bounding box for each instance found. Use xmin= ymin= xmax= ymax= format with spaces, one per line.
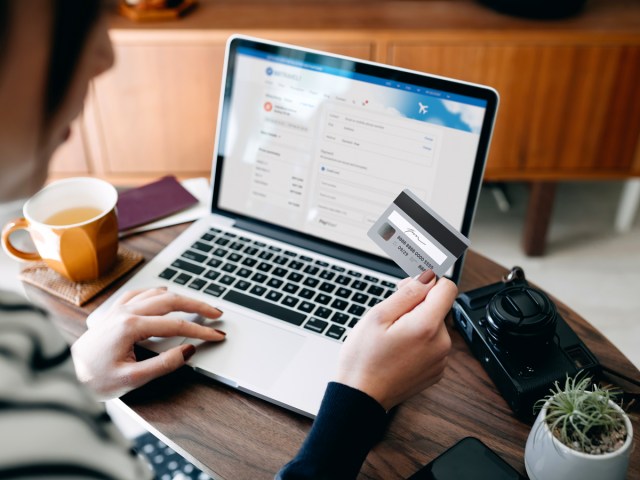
xmin=276 ymin=382 xmax=389 ymax=480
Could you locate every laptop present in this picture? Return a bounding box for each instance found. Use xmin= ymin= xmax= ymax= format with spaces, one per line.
xmin=87 ymin=35 xmax=498 ymax=417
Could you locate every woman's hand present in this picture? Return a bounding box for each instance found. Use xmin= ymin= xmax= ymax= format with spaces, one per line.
xmin=71 ymin=287 xmax=225 ymax=400
xmin=334 ymin=271 xmax=456 ymax=410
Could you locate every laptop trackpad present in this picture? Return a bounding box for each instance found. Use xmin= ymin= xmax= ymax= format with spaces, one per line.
xmin=183 ymin=315 xmax=306 ymax=390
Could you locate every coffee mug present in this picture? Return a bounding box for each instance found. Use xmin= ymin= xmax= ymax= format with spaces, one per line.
xmin=1 ymin=177 xmax=119 ymax=282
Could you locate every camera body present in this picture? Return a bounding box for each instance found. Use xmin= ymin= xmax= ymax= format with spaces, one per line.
xmin=452 ymin=269 xmax=600 ymax=421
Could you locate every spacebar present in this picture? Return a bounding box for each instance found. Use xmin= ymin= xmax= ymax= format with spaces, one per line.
xmin=223 ymin=290 xmax=307 ymax=326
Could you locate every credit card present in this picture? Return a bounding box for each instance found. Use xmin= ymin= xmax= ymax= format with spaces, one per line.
xmin=367 ymin=189 xmax=470 ymax=278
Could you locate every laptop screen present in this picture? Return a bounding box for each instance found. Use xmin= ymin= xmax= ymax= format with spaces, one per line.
xmin=212 ymin=36 xmax=498 ymax=280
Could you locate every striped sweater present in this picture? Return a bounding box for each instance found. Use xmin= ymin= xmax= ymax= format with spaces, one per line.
xmin=0 ymin=290 xmax=152 ymax=479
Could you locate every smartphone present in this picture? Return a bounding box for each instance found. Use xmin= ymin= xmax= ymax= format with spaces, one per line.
xmin=408 ymin=437 xmax=526 ymax=480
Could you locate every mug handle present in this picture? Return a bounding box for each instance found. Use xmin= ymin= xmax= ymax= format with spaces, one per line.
xmin=1 ymin=218 xmax=41 ymax=261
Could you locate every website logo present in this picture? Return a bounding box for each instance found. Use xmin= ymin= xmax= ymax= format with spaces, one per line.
xmin=266 ymin=67 xmax=274 ymax=76
xmin=265 ymin=65 xmax=302 ymax=82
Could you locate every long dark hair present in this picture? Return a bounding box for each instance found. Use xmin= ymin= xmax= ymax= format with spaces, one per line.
xmin=0 ymin=0 xmax=103 ymax=122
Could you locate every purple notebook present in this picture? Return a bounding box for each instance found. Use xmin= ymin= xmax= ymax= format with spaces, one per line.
xmin=117 ymin=176 xmax=199 ymax=231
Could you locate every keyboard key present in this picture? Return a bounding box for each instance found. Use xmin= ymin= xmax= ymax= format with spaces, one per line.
xmin=173 ymin=273 xmax=192 ymax=285
xmin=299 ymin=288 xmax=315 ymax=299
xmin=182 ymin=250 xmax=207 ymax=263
xmin=352 ymin=280 xmax=368 ymax=291
xmin=239 ymin=236 xmax=251 ymax=242
xmin=229 ymin=241 xmax=244 ymax=251
xmin=384 ymin=289 xmax=394 ymax=298
xmin=201 ymin=233 xmax=214 ymax=242
xmin=159 ymin=268 xmax=177 ymax=280
xmin=364 ymin=275 xmax=379 ymax=283
xmin=331 ymin=299 xmax=348 ymax=311
xmin=349 ymin=318 xmax=359 ymax=328
xmin=369 ymin=298 xmax=381 ymax=307
xmin=222 ymin=263 xmax=237 ymax=273
xmin=326 ymin=324 xmax=346 ymax=340
xmin=215 ymin=237 xmax=230 ymax=246
xmin=281 ymin=296 xmax=299 ymax=308
xmin=171 ymin=259 xmax=205 ymax=275
xmin=252 ymin=273 xmax=268 ymax=284
xmin=283 ymin=283 xmax=299 ymax=294
xmin=204 ymin=284 xmax=226 ymax=297
xmin=219 ymin=275 xmax=236 ymax=286
xmin=368 ymin=285 xmax=384 ymax=296
xmin=242 ymin=258 xmax=258 ymax=267
xmin=298 ymin=301 xmax=314 ymax=313
xmin=209 ymin=228 xmax=221 ymax=234
xmin=303 ymin=277 xmax=319 ymax=288
xmin=266 ymin=290 xmax=283 ymax=302
xmin=223 ymin=290 xmax=306 ymax=326
xmin=257 ymin=262 xmax=273 ymax=272
xmin=331 ymin=312 xmax=350 ymax=325
xmin=228 ymin=252 xmax=243 ymax=263
xmin=268 ymin=245 xmax=282 ymax=252
xmin=267 ymin=278 xmax=283 ymax=289
xmin=192 ymin=242 xmax=213 ymax=253
xmin=348 ymin=304 xmax=366 ymax=316
xmin=254 ymin=241 xmax=266 ymax=247
xmin=319 ymin=270 xmax=335 ymax=281
xmin=289 ymin=261 xmax=304 ymax=270
xmin=237 ymin=267 xmax=252 ymax=278
xmin=381 ymin=280 xmax=396 ymax=288
xmin=207 ymin=258 xmax=222 ymax=268
xmin=188 ymin=278 xmax=207 ymax=291
xmin=348 ymin=270 xmax=362 ymax=278
xmin=319 ymin=282 xmax=336 ymax=293
xmin=304 ymin=265 xmax=319 ymax=275
xmin=223 ymin=232 xmax=237 ymax=238
xmin=272 ymin=267 xmax=288 ymax=277
xmin=352 ymin=293 xmax=369 ymax=304
xmin=314 ymin=306 xmax=332 ymax=319
xmin=244 ymin=246 xmax=259 ymax=256
xmin=288 ymin=272 xmax=304 ymax=282
xmin=315 ymin=260 xmax=329 ymax=267
xmin=336 ymin=275 xmax=351 ymax=286
xmin=274 ymin=256 xmax=288 ymax=265
xmin=204 ymin=270 xmax=220 ymax=281
xmin=314 ymin=293 xmax=331 ymax=305
xmin=249 ymin=285 xmax=267 ymax=296
xmin=235 ymin=280 xmax=251 ymax=291
xmin=304 ymin=318 xmax=328 ymax=334
xmin=212 ymin=248 xmax=228 ymax=258
xmin=284 ymin=250 xmax=297 ymax=257
xmin=258 ymin=251 xmax=273 ymax=260
xmin=331 ymin=265 xmax=345 ymax=272
xmin=336 ymin=287 xmax=352 ymax=299
xmin=300 ymin=255 xmax=313 ymax=262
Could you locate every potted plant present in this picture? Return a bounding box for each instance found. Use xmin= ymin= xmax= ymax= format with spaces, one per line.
xmin=525 ymin=375 xmax=633 ymax=480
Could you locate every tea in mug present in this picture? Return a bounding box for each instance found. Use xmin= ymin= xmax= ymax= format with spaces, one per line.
xmin=45 ymin=207 xmax=103 ymax=226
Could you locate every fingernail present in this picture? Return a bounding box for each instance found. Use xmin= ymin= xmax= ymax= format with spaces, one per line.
xmin=182 ymin=344 xmax=196 ymax=361
xmin=214 ymin=329 xmax=226 ymax=337
xmin=214 ymin=308 xmax=224 ymax=316
xmin=417 ymin=270 xmax=436 ymax=284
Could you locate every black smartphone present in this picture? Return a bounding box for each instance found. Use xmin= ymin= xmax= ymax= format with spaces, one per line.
xmin=408 ymin=437 xmax=526 ymax=480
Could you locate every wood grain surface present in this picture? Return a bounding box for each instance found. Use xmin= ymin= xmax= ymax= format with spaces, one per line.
xmin=24 ymin=223 xmax=640 ymax=479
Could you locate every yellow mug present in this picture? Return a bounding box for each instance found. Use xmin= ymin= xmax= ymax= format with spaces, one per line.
xmin=1 ymin=177 xmax=119 ymax=282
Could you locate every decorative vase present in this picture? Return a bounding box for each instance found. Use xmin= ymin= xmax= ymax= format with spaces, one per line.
xmin=524 ymin=398 xmax=633 ymax=480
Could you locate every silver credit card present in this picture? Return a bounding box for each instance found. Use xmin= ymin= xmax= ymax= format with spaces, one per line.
xmin=367 ymin=189 xmax=470 ymax=278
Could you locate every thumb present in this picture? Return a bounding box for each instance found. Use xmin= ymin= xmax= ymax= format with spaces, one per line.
xmin=128 ymin=344 xmax=196 ymax=389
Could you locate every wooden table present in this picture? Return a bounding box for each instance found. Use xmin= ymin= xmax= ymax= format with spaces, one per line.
xmin=25 ymin=224 xmax=640 ymax=479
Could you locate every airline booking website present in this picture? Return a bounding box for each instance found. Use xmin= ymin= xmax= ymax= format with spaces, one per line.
xmin=218 ymin=47 xmax=487 ymax=258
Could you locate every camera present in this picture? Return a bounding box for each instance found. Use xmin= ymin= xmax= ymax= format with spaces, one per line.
xmin=452 ymin=267 xmax=600 ymax=421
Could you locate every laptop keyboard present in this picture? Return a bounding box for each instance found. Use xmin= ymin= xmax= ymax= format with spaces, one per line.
xmin=158 ymin=227 xmax=397 ymax=342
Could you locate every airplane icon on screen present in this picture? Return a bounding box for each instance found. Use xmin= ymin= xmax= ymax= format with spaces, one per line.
xmin=418 ymin=102 xmax=428 ymax=114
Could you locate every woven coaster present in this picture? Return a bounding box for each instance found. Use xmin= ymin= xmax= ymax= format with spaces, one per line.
xmin=19 ymin=246 xmax=144 ymax=306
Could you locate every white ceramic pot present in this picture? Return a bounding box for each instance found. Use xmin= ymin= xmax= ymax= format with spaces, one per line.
xmin=524 ymin=398 xmax=633 ymax=480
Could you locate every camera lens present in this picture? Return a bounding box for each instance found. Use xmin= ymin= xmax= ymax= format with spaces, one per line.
xmin=485 ymin=286 xmax=557 ymax=353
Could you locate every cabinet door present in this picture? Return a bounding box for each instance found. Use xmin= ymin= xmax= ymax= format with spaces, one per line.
xmin=92 ymin=40 xmax=226 ymax=177
xmin=388 ymin=43 xmax=640 ymax=179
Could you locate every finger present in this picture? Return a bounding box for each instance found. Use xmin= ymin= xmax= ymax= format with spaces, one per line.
xmin=396 ymin=277 xmax=412 ymax=289
xmin=123 ymin=286 xmax=170 ymax=305
xmin=398 ymin=278 xmax=458 ymax=336
xmin=110 ymin=288 xmax=153 ymax=309
xmin=366 ymin=278 xmax=435 ymax=327
xmin=126 ymin=291 xmax=223 ymax=318
xmin=126 ymin=344 xmax=197 ymax=390
xmin=133 ymin=317 xmax=226 ymax=342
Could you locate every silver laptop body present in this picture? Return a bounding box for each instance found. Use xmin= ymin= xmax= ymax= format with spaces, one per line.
xmin=87 ymin=35 xmax=498 ymax=417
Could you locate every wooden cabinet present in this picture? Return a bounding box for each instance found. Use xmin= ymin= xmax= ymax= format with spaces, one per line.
xmin=47 ymin=0 xmax=640 ymax=253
